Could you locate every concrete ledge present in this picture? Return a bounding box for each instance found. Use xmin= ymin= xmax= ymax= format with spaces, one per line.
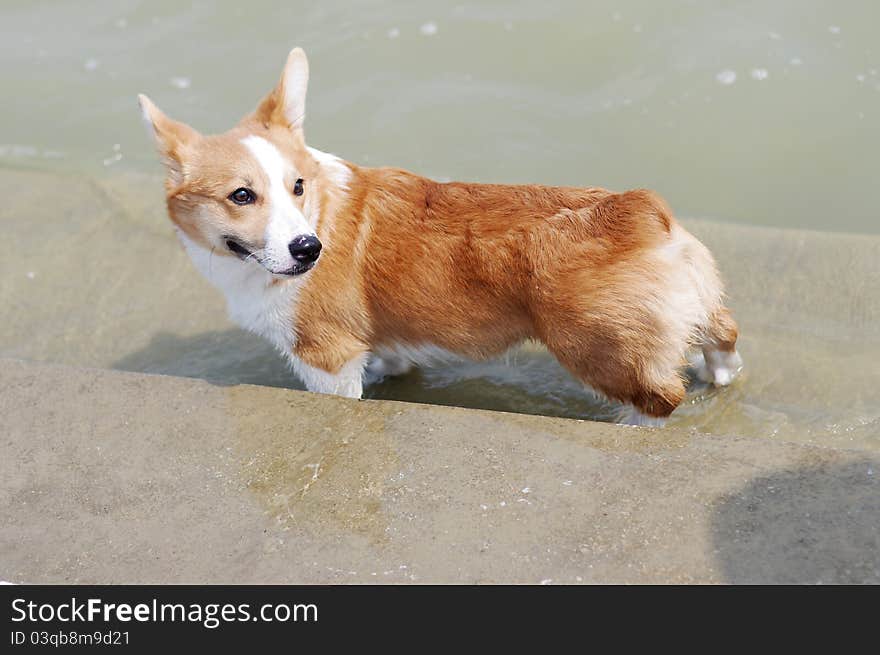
xmin=2 ymin=358 xmax=878 ymax=584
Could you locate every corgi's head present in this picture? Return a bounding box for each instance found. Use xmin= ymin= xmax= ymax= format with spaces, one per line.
xmin=139 ymin=48 xmax=333 ymax=277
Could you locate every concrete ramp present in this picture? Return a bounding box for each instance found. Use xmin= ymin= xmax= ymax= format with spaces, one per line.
xmin=2 ymin=359 xmax=878 ymax=584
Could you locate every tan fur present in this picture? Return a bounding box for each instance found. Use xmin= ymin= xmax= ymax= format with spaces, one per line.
xmin=295 ymin=171 xmax=731 ymax=416
xmin=139 ymin=48 xmax=740 ymax=420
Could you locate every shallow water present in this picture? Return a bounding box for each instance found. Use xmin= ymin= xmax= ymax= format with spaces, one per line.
xmin=1 ymin=1 xmax=878 ymax=445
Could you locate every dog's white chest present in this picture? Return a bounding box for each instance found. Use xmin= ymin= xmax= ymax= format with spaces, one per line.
xmin=177 ymin=232 xmax=298 ymax=353
xmin=225 ymin=276 xmax=297 ymax=354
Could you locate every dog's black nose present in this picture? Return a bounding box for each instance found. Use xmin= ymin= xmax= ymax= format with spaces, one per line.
xmin=288 ymin=234 xmax=322 ymax=264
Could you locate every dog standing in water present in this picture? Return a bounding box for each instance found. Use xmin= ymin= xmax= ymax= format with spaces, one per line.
xmin=139 ymin=48 xmax=742 ymax=426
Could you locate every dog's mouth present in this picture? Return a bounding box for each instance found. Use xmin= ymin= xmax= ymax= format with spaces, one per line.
xmin=224 ymin=238 xmax=315 ymax=277
xmin=274 ymin=261 xmax=316 ymax=277
xmin=225 ymin=238 xmax=252 ymax=259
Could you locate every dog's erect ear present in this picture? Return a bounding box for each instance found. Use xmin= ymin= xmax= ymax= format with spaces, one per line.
xmin=251 ymin=47 xmax=309 ymax=132
xmin=138 ymin=94 xmax=200 ymax=186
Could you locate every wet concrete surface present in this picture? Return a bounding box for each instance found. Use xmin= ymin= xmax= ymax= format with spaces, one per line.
xmin=2 ymin=359 xmax=878 ymax=584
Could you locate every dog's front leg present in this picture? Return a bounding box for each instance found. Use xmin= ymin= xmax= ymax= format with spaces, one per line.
xmin=291 ymin=353 xmax=367 ymax=399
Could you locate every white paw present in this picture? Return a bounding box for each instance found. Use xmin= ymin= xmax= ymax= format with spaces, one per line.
xmin=700 ymin=348 xmax=743 ymax=387
xmin=713 ymin=367 xmax=734 ymax=387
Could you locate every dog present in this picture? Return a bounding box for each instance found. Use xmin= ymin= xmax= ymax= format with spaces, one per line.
xmin=138 ymin=47 xmax=742 ymax=426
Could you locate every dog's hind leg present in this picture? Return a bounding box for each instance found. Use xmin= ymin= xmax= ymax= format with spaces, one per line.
xmin=547 ymin=326 xmax=688 ymax=428
xmin=672 ymin=228 xmax=743 ymax=387
xmin=592 ymin=367 xmax=688 ymax=428
xmin=620 ymin=376 xmax=687 ymax=427
xmin=694 ymin=306 xmax=742 ymax=386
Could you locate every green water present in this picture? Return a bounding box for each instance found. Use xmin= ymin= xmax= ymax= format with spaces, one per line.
xmin=1 ymin=1 xmax=878 ymax=444
xmin=2 ymin=0 xmax=879 ymax=232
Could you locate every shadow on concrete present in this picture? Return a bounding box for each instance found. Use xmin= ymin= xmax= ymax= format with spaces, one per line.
xmin=111 ymin=329 xmax=617 ymax=420
xmin=711 ymin=460 xmax=879 ymax=583
xmin=113 ymin=329 xmax=303 ymax=390
xmin=112 ymin=330 xmax=721 ymax=422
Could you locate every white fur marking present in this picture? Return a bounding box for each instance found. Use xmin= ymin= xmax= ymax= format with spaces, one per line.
xmin=307 ymin=146 xmax=352 ymax=190
xmin=292 ymin=355 xmax=366 ymax=399
xmin=177 ymin=230 xmax=298 ymax=354
xmin=241 ymin=135 xmax=313 ymax=273
xmin=179 ymin=230 xmax=365 ymax=398
xmin=701 ymin=348 xmax=743 ymax=387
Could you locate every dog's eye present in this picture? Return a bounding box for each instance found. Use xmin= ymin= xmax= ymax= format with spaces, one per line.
xmin=293 ymin=179 xmax=304 ymax=196
xmin=229 ymin=188 xmax=255 ymax=205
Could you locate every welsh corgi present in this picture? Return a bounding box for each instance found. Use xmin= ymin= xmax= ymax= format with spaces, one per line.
xmin=138 ymin=47 xmax=742 ymax=426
